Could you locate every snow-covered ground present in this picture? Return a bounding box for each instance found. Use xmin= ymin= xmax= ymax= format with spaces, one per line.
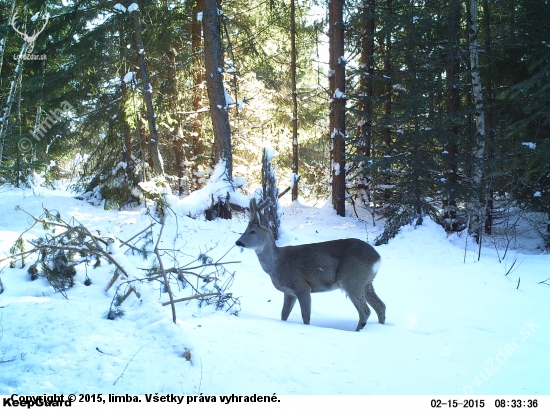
xmin=0 ymin=184 xmax=548 ymax=395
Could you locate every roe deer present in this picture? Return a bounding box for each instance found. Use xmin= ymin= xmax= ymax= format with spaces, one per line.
xmin=236 ymin=198 xmax=385 ymax=331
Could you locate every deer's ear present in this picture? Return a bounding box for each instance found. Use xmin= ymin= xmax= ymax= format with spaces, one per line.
xmin=248 ymin=198 xmax=257 ymax=222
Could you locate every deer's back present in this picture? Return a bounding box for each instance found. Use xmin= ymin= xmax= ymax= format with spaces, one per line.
xmin=282 ymin=238 xmax=378 ymax=260
xmin=275 ymin=238 xmax=380 ymax=293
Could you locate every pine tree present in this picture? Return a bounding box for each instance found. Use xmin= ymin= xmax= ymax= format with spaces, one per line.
xmin=131 ymin=5 xmax=163 ymax=176
xmin=329 ymin=0 xmax=346 ymax=216
xmin=203 ymin=0 xmax=233 ymax=178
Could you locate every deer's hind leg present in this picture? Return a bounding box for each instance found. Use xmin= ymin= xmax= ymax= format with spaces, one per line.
xmin=338 ymin=261 xmax=371 ymax=331
xmin=365 ymin=282 xmax=386 ymax=324
xmin=281 ymin=293 xmax=297 ymax=321
xmin=347 ymin=290 xmax=371 ymax=331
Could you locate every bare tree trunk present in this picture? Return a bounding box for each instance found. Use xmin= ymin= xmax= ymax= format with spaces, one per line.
xmin=359 ymin=0 xmax=374 ymax=159
xmin=0 ymin=0 xmax=17 ymax=80
xmin=191 ymin=0 xmax=204 ymax=173
xmin=290 ymin=0 xmax=299 ymax=201
xmin=30 ymin=61 xmax=46 ymax=169
xmin=32 ymin=102 xmax=42 ymax=155
xmin=168 ymin=47 xmax=188 ymax=196
xmin=262 ymin=148 xmax=280 ymax=239
xmin=468 ymin=0 xmax=486 ymax=187
xmin=482 ymin=0 xmax=494 ymax=235
xmin=329 ymin=0 xmax=346 ymax=217
xmin=0 ymin=41 xmax=27 ymax=164
xmin=383 ymin=0 xmax=392 ymax=203
xmin=443 ymin=0 xmax=460 ymax=231
xmin=203 ymin=0 xmax=232 ymax=178
xmin=354 ymin=0 xmax=375 ymax=210
xmin=468 ymin=0 xmax=487 ymax=244
xmin=163 ymin=0 xmax=187 ymax=196
xmin=119 ymin=14 xmax=134 ymax=177
xmin=131 ymin=8 xmax=163 ymax=176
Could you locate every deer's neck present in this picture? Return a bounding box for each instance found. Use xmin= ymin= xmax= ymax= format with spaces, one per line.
xmin=255 ymin=240 xmax=280 ymax=276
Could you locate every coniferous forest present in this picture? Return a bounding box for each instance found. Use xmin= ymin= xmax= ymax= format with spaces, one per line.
xmin=1 ymin=0 xmax=549 ymax=246
xmin=2 ymin=1 xmax=550 ymax=398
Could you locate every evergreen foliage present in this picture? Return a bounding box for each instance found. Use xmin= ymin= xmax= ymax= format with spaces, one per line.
xmin=0 ymin=0 xmax=548 ymax=245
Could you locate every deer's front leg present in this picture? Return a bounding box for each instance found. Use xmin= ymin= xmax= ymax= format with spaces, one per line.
xmin=295 ymin=291 xmax=312 ymax=325
xmin=281 ymin=293 xmax=297 ymax=321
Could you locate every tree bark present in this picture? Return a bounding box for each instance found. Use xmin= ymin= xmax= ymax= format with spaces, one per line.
xmin=354 ymin=0 xmax=375 ymax=210
xmin=482 ymin=0 xmax=494 ymax=235
xmin=290 ymin=0 xmax=299 ymax=201
xmin=203 ymin=0 xmax=232 ymax=178
xmin=468 ymin=0 xmax=487 ymax=243
xmin=383 ymin=0 xmax=392 ymax=203
xmin=131 ymin=8 xmax=163 ymax=176
xmin=168 ymin=47 xmax=188 ymax=195
xmin=0 ymin=41 xmax=27 ymax=164
xmin=468 ymin=0 xmax=486 ymax=187
xmin=191 ymin=0 xmax=204 ymax=169
xmin=329 ymin=0 xmax=346 ymax=217
xmin=0 ymin=0 xmax=17 ymax=80
xmin=358 ymin=0 xmax=374 ymax=159
xmin=119 ymin=14 xmax=134 ymax=177
xmin=163 ymin=0 xmax=187 ymax=195
xmin=443 ymin=0 xmax=461 ymax=230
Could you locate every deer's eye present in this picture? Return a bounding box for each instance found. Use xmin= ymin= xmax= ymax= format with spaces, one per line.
xmin=250 ymin=230 xmax=255 ymax=234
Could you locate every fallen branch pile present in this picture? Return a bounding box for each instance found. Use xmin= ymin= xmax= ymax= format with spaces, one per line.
xmin=1 ymin=206 xmax=241 ymax=323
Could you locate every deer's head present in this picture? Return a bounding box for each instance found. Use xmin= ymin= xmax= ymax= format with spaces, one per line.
xmin=235 ymin=197 xmax=273 ymax=251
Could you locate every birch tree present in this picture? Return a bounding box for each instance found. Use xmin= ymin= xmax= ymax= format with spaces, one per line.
xmin=468 ymin=0 xmax=486 ymax=188
xmin=382 ymin=0 xmax=393 ymax=204
xmin=468 ymin=0 xmax=487 ymax=240
xmin=0 ymin=42 xmax=27 ymax=164
xmin=290 ymin=0 xmax=299 ymax=201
